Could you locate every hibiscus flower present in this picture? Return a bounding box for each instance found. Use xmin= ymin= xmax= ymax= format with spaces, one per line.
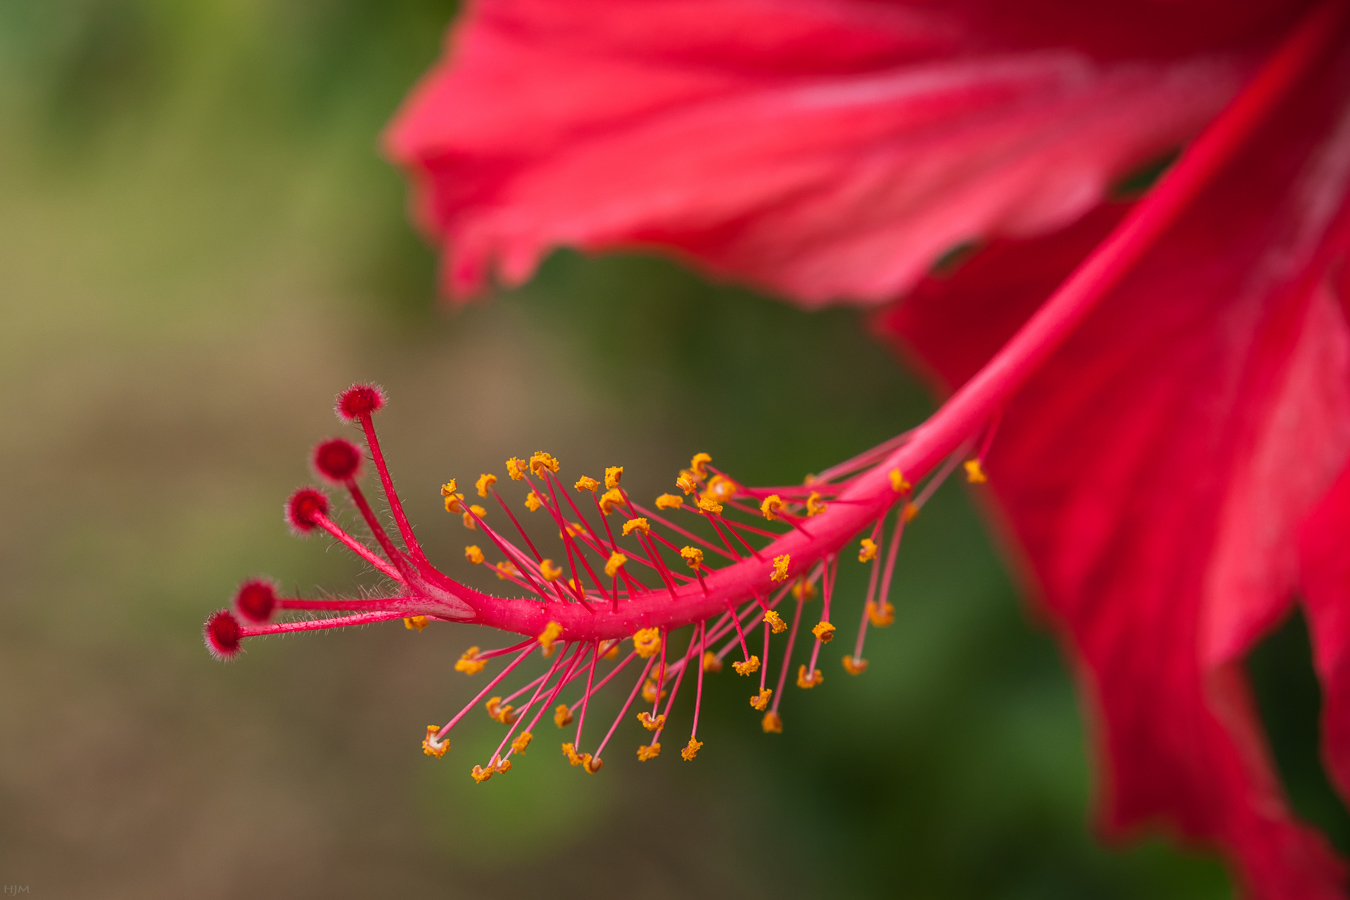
xmin=377 ymin=1 xmax=1350 ymax=897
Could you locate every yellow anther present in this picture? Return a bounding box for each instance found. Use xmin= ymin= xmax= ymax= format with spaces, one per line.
xmin=495 ymin=561 xmax=520 ymax=581
xmin=540 ymin=559 xmax=563 ymax=582
xmin=760 ymin=494 xmax=784 ymax=521
xmin=599 ymin=488 xmax=624 ymax=515
xmin=803 ymin=473 xmax=817 ymax=485
xmin=574 ymin=475 xmax=600 ymax=493
xmin=655 ymin=493 xmax=684 ymax=510
xmin=529 ymin=451 xmax=560 ymax=476
xmin=470 ymin=764 xmax=493 ymax=783
xmin=681 ymin=737 xmax=703 ymax=761
xmin=422 ymin=726 xmax=449 ymax=758
xmin=637 ymin=743 xmax=661 ymax=761
xmin=705 ymin=474 xmax=737 ymax=502
xmin=524 ymin=491 xmax=543 ymax=511
xmin=443 ymin=491 xmax=465 ymax=514
xmin=494 ymin=757 xmax=512 ymax=775
xmin=696 ymin=495 xmax=723 ymax=515
xmin=506 ymin=457 xmax=528 ymax=481
xmin=554 ymin=704 xmax=573 ymax=728
xmin=602 ymin=640 xmax=620 ymax=660
xmin=604 ymin=466 xmax=623 ymax=489
xmin=689 ymin=453 xmax=712 ymax=480
xmin=475 ymin=473 xmax=497 ymax=497
xmin=455 ymin=646 xmax=487 ymax=675
xmin=903 ymin=501 xmax=920 ymax=522
xmin=680 ymin=546 xmax=704 ymax=570
xmin=858 ymin=538 xmax=878 ymax=563
xmin=806 ymin=492 xmax=828 ymax=516
xmin=791 ymin=579 xmax=818 ymax=601
xmin=465 ymin=545 xmax=485 ymax=565
xmin=843 ymin=656 xmax=869 ymax=676
xmin=763 ymin=610 xmax=787 ymax=634
xmin=632 ymin=627 xmax=662 ymax=658
xmin=797 ymin=665 xmax=824 ymax=689
xmin=733 ymin=655 xmax=760 ymax=676
xmin=485 ymin=697 xmax=518 ymax=725
xmin=538 ymin=621 xmax=564 ymax=656
xmin=605 ymin=552 xmax=628 ymax=578
xmin=750 ymin=688 xmax=773 ymax=711
xmin=676 ymin=474 xmax=699 ymax=495
xmin=404 ymin=616 xmax=429 ymax=632
xmin=511 ymin=732 xmax=533 ymax=754
xmin=771 ymin=554 xmax=791 ymax=583
xmin=440 ymin=479 xmax=459 ymax=497
xmin=889 ymin=468 xmax=912 ymax=493
xmin=562 ymin=742 xmax=582 ymax=765
xmin=567 ymin=577 xmax=584 ymax=595
xmin=761 ymin=711 xmax=783 ymax=734
xmin=637 ymin=711 xmax=666 ymax=732
xmin=562 ymin=522 xmax=584 ymax=538
xmin=621 ymin=517 xmax=650 ymax=536
xmin=812 ymin=621 xmax=836 ymax=643
xmin=866 ymin=599 xmax=895 ymax=627
xmin=583 ymin=756 xmax=603 ymax=774
xmin=964 ymin=459 xmax=988 ymax=483
xmin=702 ymin=651 xmax=723 ymax=674
xmin=462 ymin=504 xmax=486 ymax=529
xmin=642 ymin=678 xmax=667 ymax=703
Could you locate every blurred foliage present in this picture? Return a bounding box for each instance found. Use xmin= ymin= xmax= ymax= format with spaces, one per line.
xmin=0 ymin=1 xmax=1336 ymax=898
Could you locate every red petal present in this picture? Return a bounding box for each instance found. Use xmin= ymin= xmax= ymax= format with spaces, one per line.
xmin=387 ymin=0 xmax=1262 ymax=305
xmin=1301 ymin=458 xmax=1350 ymax=804
xmin=879 ymin=33 xmax=1350 ymax=899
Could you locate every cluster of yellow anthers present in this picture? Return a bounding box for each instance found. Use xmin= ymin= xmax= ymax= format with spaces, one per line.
xmin=212 ymin=383 xmax=1002 ymax=787
xmin=406 ymin=439 xmax=993 ymax=782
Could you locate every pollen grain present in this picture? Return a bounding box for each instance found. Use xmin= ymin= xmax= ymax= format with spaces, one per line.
xmin=538 ymin=621 xmax=564 ymax=655
xmin=455 ymin=646 xmax=486 ymax=675
xmin=797 ymin=665 xmax=824 ymax=689
xmin=633 ymin=627 xmax=661 ymax=658
xmin=422 ymin=726 xmax=449 ymax=758
xmin=733 ymin=655 xmax=760 ymax=676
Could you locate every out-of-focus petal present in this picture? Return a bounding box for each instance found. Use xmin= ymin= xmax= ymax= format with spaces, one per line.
xmin=387 ymin=0 xmax=1258 ymax=305
xmin=878 ymin=33 xmax=1350 ymax=898
xmin=1301 ymin=447 xmax=1350 ymax=803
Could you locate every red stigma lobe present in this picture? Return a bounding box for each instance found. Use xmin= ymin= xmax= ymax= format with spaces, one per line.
xmin=313 ymin=438 xmax=363 ymax=482
xmin=336 ymin=384 xmax=386 ymax=422
xmin=233 ymin=579 xmax=278 ymax=623
xmin=205 ymin=610 xmax=243 ymax=659
xmin=285 ymin=487 xmax=330 ymax=534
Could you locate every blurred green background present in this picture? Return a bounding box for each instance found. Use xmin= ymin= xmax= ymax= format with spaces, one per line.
xmin=0 ymin=2 xmax=1339 ymax=897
